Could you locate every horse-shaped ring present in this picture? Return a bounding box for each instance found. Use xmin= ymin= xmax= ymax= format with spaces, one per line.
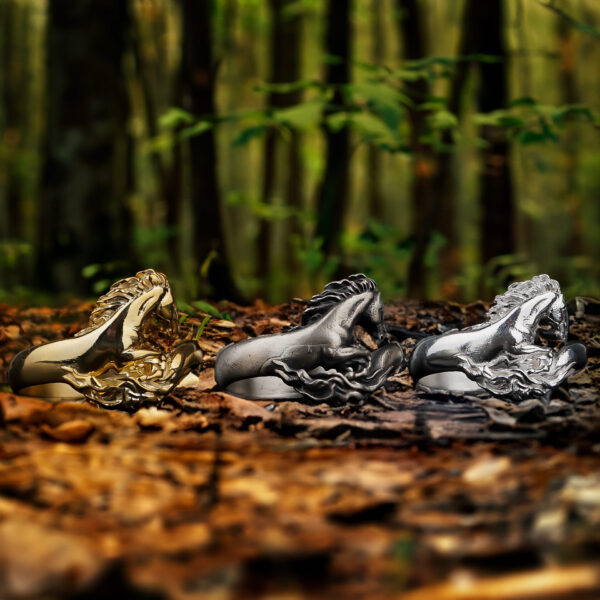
xmin=8 ymin=269 xmax=203 ymax=409
xmin=409 ymin=274 xmax=587 ymax=400
xmin=215 ymin=274 xmax=406 ymax=404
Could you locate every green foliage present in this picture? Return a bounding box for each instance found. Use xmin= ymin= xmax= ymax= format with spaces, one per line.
xmin=294 ymin=236 xmax=341 ymax=278
xmin=194 ymin=315 xmax=212 ymax=339
xmin=191 ymin=300 xmax=224 ymax=319
xmin=475 ymin=100 xmax=597 ymax=146
xmin=0 ymin=241 xmax=31 ymax=270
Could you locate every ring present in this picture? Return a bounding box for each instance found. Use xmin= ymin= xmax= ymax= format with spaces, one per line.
xmin=409 ymin=274 xmax=587 ymax=400
xmin=215 ymin=274 xmax=406 ymax=403
xmin=8 ymin=269 xmax=203 ymax=409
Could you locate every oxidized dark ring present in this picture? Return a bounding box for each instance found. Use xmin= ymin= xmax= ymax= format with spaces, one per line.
xmin=8 ymin=269 xmax=203 ymax=409
xmin=215 ymin=273 xmax=406 ymax=403
xmin=409 ymin=274 xmax=587 ymax=400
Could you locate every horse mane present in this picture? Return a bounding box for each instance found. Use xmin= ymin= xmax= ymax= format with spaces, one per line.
xmin=486 ymin=274 xmax=561 ymax=323
xmin=75 ymin=269 xmax=169 ymax=337
xmin=301 ymin=273 xmax=378 ymax=325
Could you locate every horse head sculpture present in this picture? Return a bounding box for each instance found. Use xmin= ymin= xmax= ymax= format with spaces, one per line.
xmin=409 ymin=274 xmax=587 ymax=400
xmin=8 ymin=269 xmax=202 ymax=409
xmin=215 ymin=274 xmax=405 ymax=404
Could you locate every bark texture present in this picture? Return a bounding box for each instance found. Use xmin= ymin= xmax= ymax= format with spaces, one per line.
xmin=38 ymin=0 xmax=134 ymax=293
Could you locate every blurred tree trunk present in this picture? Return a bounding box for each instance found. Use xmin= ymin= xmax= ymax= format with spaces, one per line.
xmin=557 ymin=17 xmax=582 ymax=257
xmin=37 ymin=0 xmax=135 ymax=294
xmin=431 ymin=1 xmax=478 ymax=296
xmin=258 ymin=0 xmax=303 ymax=297
xmin=1 ymin=0 xmax=27 ymax=242
xmin=181 ymin=0 xmax=240 ymax=301
xmin=315 ymin=0 xmax=351 ymax=257
xmin=131 ymin=10 xmax=182 ymax=267
xmin=367 ymin=0 xmax=385 ymax=221
xmin=396 ymin=0 xmax=437 ymax=299
xmin=474 ymin=0 xmax=514 ymax=268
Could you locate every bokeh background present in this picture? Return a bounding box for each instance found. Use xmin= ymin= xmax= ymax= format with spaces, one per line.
xmin=0 ymin=0 xmax=599 ymax=305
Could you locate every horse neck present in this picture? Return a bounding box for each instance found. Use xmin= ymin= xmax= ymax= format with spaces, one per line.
xmin=494 ymin=293 xmax=555 ymax=342
xmin=84 ymin=287 xmax=159 ymax=347
xmin=320 ymin=293 xmax=371 ymax=339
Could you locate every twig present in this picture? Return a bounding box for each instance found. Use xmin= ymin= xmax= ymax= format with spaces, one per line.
xmin=537 ymin=0 xmax=600 ymax=39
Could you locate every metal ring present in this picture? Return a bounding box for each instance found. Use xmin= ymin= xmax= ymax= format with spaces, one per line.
xmin=8 ymin=269 xmax=203 ymax=409
xmin=215 ymin=274 xmax=406 ymax=403
xmin=409 ymin=274 xmax=587 ymax=400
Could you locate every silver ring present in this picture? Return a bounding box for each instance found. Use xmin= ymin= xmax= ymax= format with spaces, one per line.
xmin=409 ymin=274 xmax=587 ymax=400
xmin=8 ymin=269 xmax=203 ymax=409
xmin=215 ymin=274 xmax=406 ymax=403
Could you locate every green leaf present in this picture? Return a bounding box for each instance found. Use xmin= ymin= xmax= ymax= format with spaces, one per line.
xmin=517 ymin=130 xmax=550 ymax=145
xmin=347 ymin=113 xmax=393 ymax=142
xmin=195 ymin=315 xmax=212 ymax=340
xmin=255 ymin=79 xmax=318 ymax=94
xmin=272 ymin=100 xmax=324 ymax=130
xmin=192 ymin=300 xmax=221 ymax=318
xmin=82 ymin=264 xmax=101 ymax=279
xmin=509 ymin=97 xmax=537 ymax=108
xmin=92 ymin=279 xmax=111 ymax=294
xmin=159 ymin=108 xmax=195 ymax=129
xmin=497 ymin=116 xmax=525 ymax=128
xmin=550 ymin=105 xmax=595 ymax=125
xmin=179 ymin=121 xmax=212 ymax=139
xmin=233 ymin=124 xmax=267 ymax=146
xmin=325 ymin=113 xmax=349 ymax=132
xmin=428 ymin=109 xmax=458 ymax=131
xmin=347 ymin=82 xmax=412 ymax=111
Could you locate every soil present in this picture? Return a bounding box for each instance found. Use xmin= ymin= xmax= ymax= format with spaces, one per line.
xmin=0 ymin=297 xmax=599 ymax=599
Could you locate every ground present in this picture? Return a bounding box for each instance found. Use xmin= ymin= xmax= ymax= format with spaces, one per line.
xmin=0 ymin=298 xmax=599 ymax=599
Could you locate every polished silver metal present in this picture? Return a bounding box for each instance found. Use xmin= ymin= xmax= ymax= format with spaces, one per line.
xmin=409 ymin=274 xmax=587 ymax=400
xmin=215 ymin=274 xmax=406 ymax=403
xmin=8 ymin=269 xmax=203 ymax=409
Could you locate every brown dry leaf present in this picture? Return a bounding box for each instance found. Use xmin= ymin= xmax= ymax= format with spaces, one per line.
xmin=0 ymin=392 xmax=53 ymax=422
xmin=401 ymin=564 xmax=600 ymax=600
xmin=462 ymin=456 xmax=511 ymax=485
xmin=0 ymin=298 xmax=599 ymax=598
xmin=41 ymin=419 xmax=95 ymax=442
xmin=0 ymin=519 xmax=104 ymax=598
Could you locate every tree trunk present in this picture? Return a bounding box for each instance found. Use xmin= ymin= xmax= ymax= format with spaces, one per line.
xmin=131 ymin=9 xmax=182 ymax=268
xmin=367 ymin=0 xmax=385 ymax=221
xmin=258 ymin=0 xmax=303 ymax=298
xmin=315 ymin=0 xmax=351 ymax=257
xmin=1 ymin=0 xmax=27 ymax=242
xmin=474 ymin=0 xmax=514 ymax=268
xmin=181 ymin=0 xmax=240 ymax=301
xmin=557 ymin=17 xmax=582 ymax=257
xmin=430 ymin=1 xmax=479 ymax=296
xmin=37 ymin=0 xmax=135 ymax=294
xmin=397 ymin=0 xmax=436 ymax=298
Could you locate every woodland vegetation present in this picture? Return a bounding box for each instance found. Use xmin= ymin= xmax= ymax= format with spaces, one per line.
xmin=0 ymin=0 xmax=599 ymax=305
xmin=1 ymin=2 xmax=600 ymax=599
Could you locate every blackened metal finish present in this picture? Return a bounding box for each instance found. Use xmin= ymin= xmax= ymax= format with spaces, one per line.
xmin=215 ymin=274 xmax=406 ymax=403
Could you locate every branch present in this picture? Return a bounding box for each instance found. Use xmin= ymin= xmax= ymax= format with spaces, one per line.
xmin=537 ymin=0 xmax=600 ymax=39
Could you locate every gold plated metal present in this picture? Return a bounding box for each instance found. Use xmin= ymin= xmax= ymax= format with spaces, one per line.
xmin=8 ymin=270 xmax=203 ymax=409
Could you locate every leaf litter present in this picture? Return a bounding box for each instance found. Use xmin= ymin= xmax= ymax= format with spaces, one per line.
xmin=0 ymin=297 xmax=599 ymax=598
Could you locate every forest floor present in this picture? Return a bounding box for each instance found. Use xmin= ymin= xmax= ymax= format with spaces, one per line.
xmin=0 ymin=298 xmax=599 ymax=600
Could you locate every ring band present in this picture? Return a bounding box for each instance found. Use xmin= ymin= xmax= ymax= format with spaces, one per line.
xmin=215 ymin=274 xmax=406 ymax=403
xmin=8 ymin=269 xmax=203 ymax=409
xmin=409 ymin=274 xmax=587 ymax=400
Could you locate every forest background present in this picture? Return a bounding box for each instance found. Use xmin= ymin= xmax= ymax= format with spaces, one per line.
xmin=0 ymin=0 xmax=599 ymax=307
